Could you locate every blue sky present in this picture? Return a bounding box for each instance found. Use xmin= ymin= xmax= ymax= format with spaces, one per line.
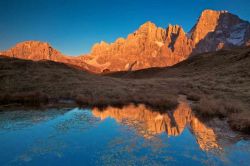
xmin=0 ymin=0 xmax=250 ymax=55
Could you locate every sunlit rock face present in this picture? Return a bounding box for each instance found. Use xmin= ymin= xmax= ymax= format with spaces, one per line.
xmin=88 ymin=22 xmax=169 ymax=71
xmin=160 ymin=25 xmax=193 ymax=66
xmin=86 ymin=10 xmax=250 ymax=72
xmin=190 ymin=10 xmax=226 ymax=45
xmin=3 ymin=41 xmax=63 ymax=61
xmin=2 ymin=10 xmax=249 ymax=73
xmin=2 ymin=41 xmax=100 ymax=72
xmin=92 ymin=100 xmax=221 ymax=151
xmin=87 ymin=22 xmax=193 ymax=71
xmin=190 ymin=10 xmax=250 ymax=54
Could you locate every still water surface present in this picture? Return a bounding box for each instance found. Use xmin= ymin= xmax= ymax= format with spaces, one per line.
xmin=0 ymin=101 xmax=250 ymax=166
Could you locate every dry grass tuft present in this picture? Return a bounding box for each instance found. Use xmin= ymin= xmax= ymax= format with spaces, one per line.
xmin=193 ymin=97 xmax=245 ymax=118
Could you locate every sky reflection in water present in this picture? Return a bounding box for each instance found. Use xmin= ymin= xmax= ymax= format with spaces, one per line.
xmin=0 ymin=101 xmax=250 ymax=166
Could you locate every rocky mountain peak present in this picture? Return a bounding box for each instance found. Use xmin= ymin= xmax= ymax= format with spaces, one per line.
xmin=190 ymin=10 xmax=224 ymax=44
xmin=131 ymin=21 xmax=166 ymax=42
xmin=2 ymin=40 xmax=101 ymax=72
xmin=2 ymin=10 xmax=250 ymax=73
xmin=138 ymin=21 xmax=157 ymax=31
xmin=189 ymin=10 xmax=250 ymax=53
xmin=2 ymin=41 xmax=62 ymax=60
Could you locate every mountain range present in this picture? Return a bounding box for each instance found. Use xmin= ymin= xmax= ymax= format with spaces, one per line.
xmin=1 ymin=9 xmax=250 ymax=72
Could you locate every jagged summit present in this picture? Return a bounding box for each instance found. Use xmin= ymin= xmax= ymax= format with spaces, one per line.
xmin=190 ymin=10 xmax=237 ymax=43
xmin=2 ymin=9 xmax=250 ymax=73
xmin=190 ymin=9 xmax=250 ymax=53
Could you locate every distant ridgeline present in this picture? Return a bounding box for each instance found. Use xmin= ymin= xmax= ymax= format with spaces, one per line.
xmin=1 ymin=9 xmax=250 ymax=73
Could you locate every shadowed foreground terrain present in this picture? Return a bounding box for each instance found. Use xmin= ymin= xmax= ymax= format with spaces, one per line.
xmin=0 ymin=47 xmax=250 ymax=133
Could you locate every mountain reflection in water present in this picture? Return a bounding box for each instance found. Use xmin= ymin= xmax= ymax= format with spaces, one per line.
xmin=0 ymin=97 xmax=250 ymax=166
xmin=92 ymin=97 xmax=226 ymax=151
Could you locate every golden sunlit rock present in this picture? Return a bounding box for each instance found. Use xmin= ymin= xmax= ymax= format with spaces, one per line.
xmin=2 ymin=41 xmax=100 ymax=72
xmin=2 ymin=10 xmax=249 ymax=73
